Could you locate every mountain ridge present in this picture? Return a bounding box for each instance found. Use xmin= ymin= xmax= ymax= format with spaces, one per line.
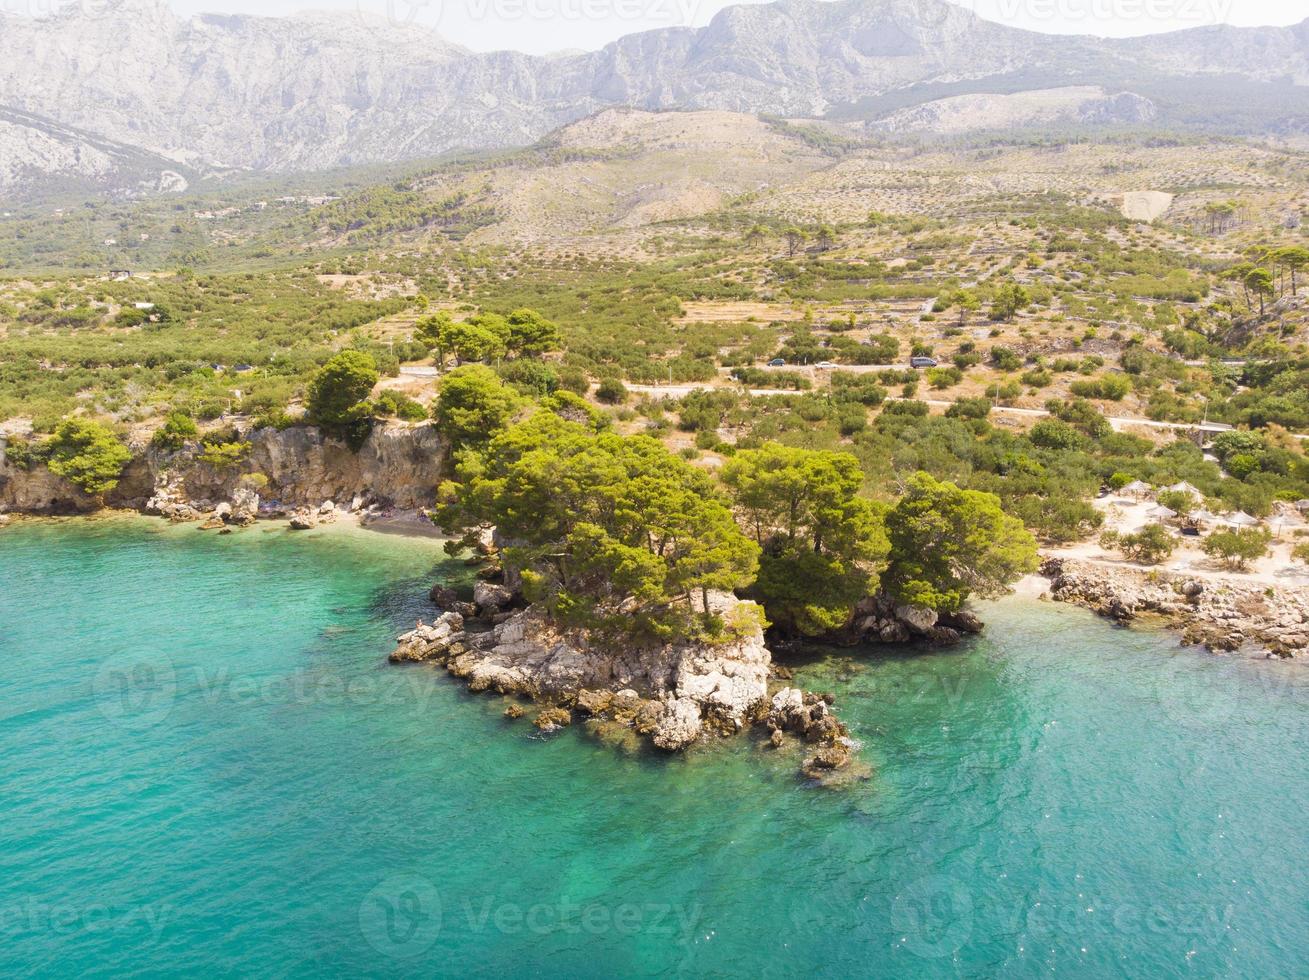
xmin=0 ymin=0 xmax=1306 ymax=196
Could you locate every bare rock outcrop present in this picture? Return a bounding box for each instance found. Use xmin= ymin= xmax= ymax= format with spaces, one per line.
xmin=1042 ymin=557 xmax=1309 ymax=660
xmin=389 ymin=591 xmax=774 ymax=752
xmin=388 ymin=585 xmax=871 ymax=785
xmin=3 ymin=422 xmax=446 ymax=520
xmin=837 ymin=594 xmax=987 ymax=647
xmin=766 ymin=687 xmax=871 ymax=787
xmin=0 ymin=435 xmax=98 ymax=514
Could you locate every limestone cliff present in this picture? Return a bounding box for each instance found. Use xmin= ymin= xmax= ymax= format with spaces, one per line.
xmin=0 ymin=421 xmax=446 ymax=516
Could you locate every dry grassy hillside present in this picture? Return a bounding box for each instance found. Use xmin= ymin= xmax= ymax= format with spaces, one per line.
xmin=405 ymin=110 xmax=836 ymax=250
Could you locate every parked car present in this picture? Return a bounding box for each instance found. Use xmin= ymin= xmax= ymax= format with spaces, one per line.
xmin=767 ymin=358 xmax=786 ymax=367
xmin=910 ymin=356 xmax=938 ymax=369
xmin=815 ymin=361 xmax=838 ymax=370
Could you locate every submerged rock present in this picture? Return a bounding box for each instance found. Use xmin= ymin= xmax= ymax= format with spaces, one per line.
xmin=429 ymin=584 xmax=460 ymax=607
xmin=533 ymin=707 xmax=572 ymax=732
xmin=429 ymin=583 xmax=477 ymax=619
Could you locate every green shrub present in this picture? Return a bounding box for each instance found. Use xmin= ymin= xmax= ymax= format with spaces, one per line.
xmin=44 ymin=419 xmax=132 ymax=496
xmin=374 ymin=390 xmax=428 ymax=422
xmin=1202 ymin=528 xmax=1271 ymax=570
xmin=150 ymin=411 xmax=198 ymax=452
xmin=596 ymin=378 xmax=628 ymax=404
xmin=197 ymin=440 xmax=251 ymax=470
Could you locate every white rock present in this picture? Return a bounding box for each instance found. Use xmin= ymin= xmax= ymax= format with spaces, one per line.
xmin=652 ymin=697 xmax=703 ymax=751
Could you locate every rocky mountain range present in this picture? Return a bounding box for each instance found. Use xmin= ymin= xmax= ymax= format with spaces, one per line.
xmin=0 ymin=0 xmax=1306 ymax=197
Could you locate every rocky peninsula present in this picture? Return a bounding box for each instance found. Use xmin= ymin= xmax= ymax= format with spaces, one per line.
xmin=389 ymin=582 xmax=868 ymax=784
xmin=1041 ymin=557 xmax=1309 ymax=660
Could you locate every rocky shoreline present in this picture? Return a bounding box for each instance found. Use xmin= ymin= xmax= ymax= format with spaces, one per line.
xmin=1 ymin=420 xmax=994 ymax=783
xmin=0 ymin=421 xmax=447 ymax=535
xmin=0 ymin=421 xmax=446 ymax=518
xmin=389 ymin=583 xmax=870 ymax=785
xmin=1041 ymin=557 xmax=1309 ymax=660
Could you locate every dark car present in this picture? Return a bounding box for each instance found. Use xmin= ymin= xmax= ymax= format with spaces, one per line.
xmin=767 ymin=358 xmax=786 ymax=367
xmin=910 ymin=356 xmax=938 ymax=369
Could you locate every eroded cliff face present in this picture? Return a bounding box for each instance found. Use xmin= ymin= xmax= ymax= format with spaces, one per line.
xmin=0 ymin=437 xmax=98 ymax=513
xmin=0 ymin=422 xmax=447 ymax=516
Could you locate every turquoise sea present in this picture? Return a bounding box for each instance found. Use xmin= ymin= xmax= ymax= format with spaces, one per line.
xmin=2 ymin=517 xmax=1307 ymax=978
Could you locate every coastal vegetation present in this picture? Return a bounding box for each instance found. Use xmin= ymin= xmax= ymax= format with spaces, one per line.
xmin=721 ymin=444 xmax=888 ymax=637
xmin=435 ymin=410 xmax=761 ymax=642
xmin=1202 ymin=527 xmax=1273 ymax=571
xmin=431 ymin=374 xmax=1039 ymax=642
xmin=2 ymin=133 xmax=1309 ymax=640
xmin=4 ymin=418 xmax=131 ymax=497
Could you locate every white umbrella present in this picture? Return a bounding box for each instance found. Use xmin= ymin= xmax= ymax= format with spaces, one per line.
xmin=1225 ymin=512 xmax=1261 ymax=527
xmin=1191 ymin=509 xmax=1222 ymax=525
xmin=1120 ymin=480 xmax=1153 ymax=498
xmin=1147 ymin=505 xmax=1177 ymax=520
xmin=1165 ymin=481 xmax=1203 ymax=498
xmin=1268 ymin=509 xmax=1305 ymax=537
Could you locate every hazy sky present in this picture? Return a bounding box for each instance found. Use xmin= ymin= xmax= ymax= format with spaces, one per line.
xmin=165 ymin=0 xmax=1305 ymax=55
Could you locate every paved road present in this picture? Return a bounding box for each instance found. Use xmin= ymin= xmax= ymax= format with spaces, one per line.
xmin=763 ymin=363 xmax=912 ymax=374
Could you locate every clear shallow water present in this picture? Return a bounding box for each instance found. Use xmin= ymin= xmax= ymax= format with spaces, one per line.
xmin=2 ymin=518 xmax=1307 ymax=978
